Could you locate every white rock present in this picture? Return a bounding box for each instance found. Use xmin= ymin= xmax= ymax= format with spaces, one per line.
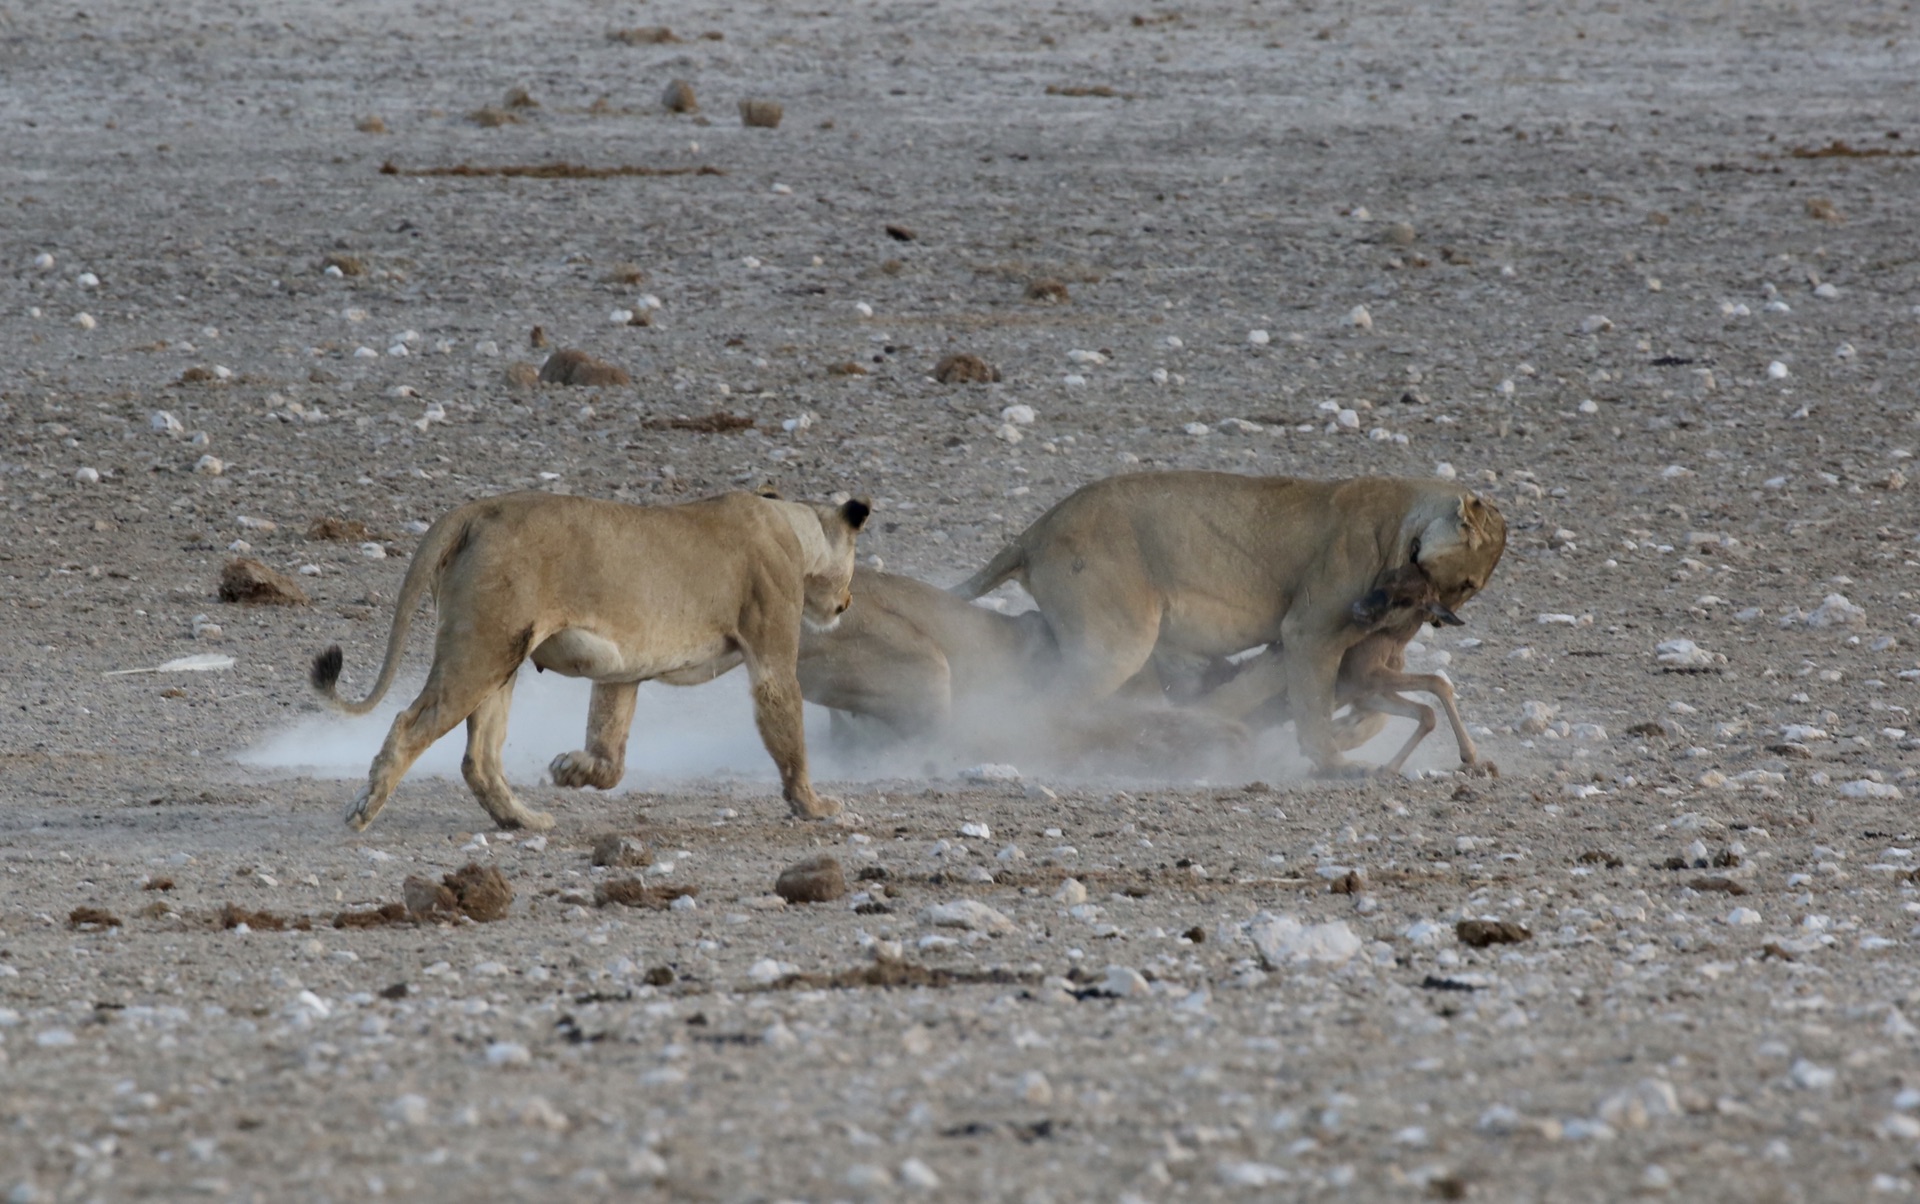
xmin=1580 ymin=314 xmax=1614 ymax=334
xmin=1334 ymin=408 xmax=1360 ymax=430
xmin=73 ymin=312 xmax=96 ymax=330
xmin=1100 ymin=966 xmax=1151 ymax=998
xmin=1656 ymin=638 xmax=1724 ymax=668
xmin=898 ymin=1158 xmax=941 ymax=1190
xmin=747 ymin=958 xmax=797 ymax=985
xmin=385 ymin=1094 xmax=431 ymax=1126
xmin=1840 ymin=780 xmax=1903 ymax=801
xmin=1247 ymin=329 xmax=1271 ymax=346
xmin=960 ymin=821 xmax=991 ymax=840
xmin=1066 ymin=348 xmax=1107 ymax=365
xmin=1218 ymin=417 xmax=1262 ymax=435
xmin=1880 ymin=1113 xmax=1920 ymax=1141
xmin=1433 ymin=461 xmax=1456 ymax=480
xmin=1813 ymin=282 xmax=1839 ymax=299
xmin=609 ymin=308 xmax=634 ymax=325
xmin=1346 ymin=305 xmax=1373 ymax=331
xmin=1789 ymin=1059 xmax=1836 ymax=1090
xmin=34 ymin=1028 xmax=76 ymax=1048
xmin=1518 ymin=700 xmax=1556 ymax=734
xmin=854 ymin=302 xmax=873 ymax=317
xmin=193 ymin=455 xmax=224 ymax=476
xmin=150 ymin=410 xmax=184 ymax=435
xmin=994 ymin=423 xmax=1023 ymax=444
xmin=1806 ymin=594 xmax=1866 ymax=629
xmin=1724 ymin=907 xmax=1761 ymax=926
xmin=1403 ymin=920 xmax=1445 ymax=946
xmin=1572 ymin=723 xmax=1609 ymax=742
xmin=32 ymin=252 xmax=54 ymax=270
xmin=1538 ymin=613 xmax=1578 ymax=625
xmin=1183 ymin=421 xmax=1211 ymax=437
xmin=922 ymin=900 xmax=1016 ymax=934
xmin=73 ymin=466 xmax=100 ymax=484
xmin=485 ymin=1041 xmax=531 ymax=1068
xmin=358 ymin=542 xmax=386 ymax=560
xmin=1018 ymin=1070 xmax=1054 ymax=1106
xmin=1053 ymin=878 xmax=1088 ymax=906
xmin=959 ymin=763 xmax=1021 ymax=783
xmin=999 ymin=404 xmax=1036 ymax=426
xmin=1767 ymin=361 xmax=1790 ymax=380
xmin=1247 ymin=913 xmax=1361 ymax=967
xmin=1218 ymin=1160 xmax=1290 ymax=1187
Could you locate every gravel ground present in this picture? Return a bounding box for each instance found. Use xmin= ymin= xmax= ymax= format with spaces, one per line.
xmin=5 ymin=1 xmax=1920 ymax=1199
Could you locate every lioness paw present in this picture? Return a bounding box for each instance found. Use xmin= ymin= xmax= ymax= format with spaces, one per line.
xmin=788 ymin=792 xmax=844 ymax=820
xmin=549 ymin=751 xmax=621 ymax=791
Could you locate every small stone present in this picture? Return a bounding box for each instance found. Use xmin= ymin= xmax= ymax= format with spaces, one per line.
xmin=485 ymin=1041 xmax=531 ymax=1068
xmin=1724 ymin=907 xmax=1761 ymax=926
xmin=661 ymin=79 xmax=698 ymax=113
xmin=1248 ymin=913 xmax=1362 ymax=966
xmin=1053 ymin=878 xmax=1088 ymax=906
xmin=921 ymin=899 xmax=1016 ymax=934
xmin=1100 ymin=965 xmax=1151 ymax=998
xmin=1456 ymin=919 xmax=1532 ymax=947
xmin=1518 ymin=700 xmax=1556 ymax=734
xmin=73 ymin=312 xmax=96 ymax=331
xmin=933 ymin=353 xmax=1000 ymax=384
xmin=73 ymin=466 xmax=100 ymax=484
xmin=1806 ymin=594 xmax=1866 ymax=629
xmin=356 ymin=115 xmax=388 ymax=134
xmin=1580 ymin=314 xmax=1614 ymax=334
xmin=504 ymin=361 xmax=541 ymax=389
xmin=1346 ymin=304 xmax=1373 ymax=330
xmin=898 ymin=1158 xmax=940 ymax=1190
xmin=739 ymin=99 xmax=784 ymax=128
xmin=590 ymin=835 xmax=651 ymax=868
xmin=218 ymin=558 xmax=310 ymax=607
xmin=192 ymin=455 xmax=224 ymax=476
xmin=539 ymin=349 xmax=630 ymax=387
xmin=998 ymin=405 xmax=1034 ymax=427
xmin=1789 ymin=1059 xmax=1835 ymax=1090
xmin=1247 ymin=328 xmax=1271 ymax=346
xmin=774 ymin=854 xmax=846 ymax=903
xmin=1767 ymin=360 xmax=1790 ymax=380
xmin=403 ymin=875 xmax=458 ymax=919
xmin=960 ymin=763 xmax=1021 ymax=784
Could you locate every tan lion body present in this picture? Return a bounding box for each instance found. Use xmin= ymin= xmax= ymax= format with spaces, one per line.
xmin=311 ymin=490 xmax=867 ymax=831
xmin=956 ymin=471 xmax=1505 ymax=775
xmin=798 ymin=568 xmax=1247 ymax=770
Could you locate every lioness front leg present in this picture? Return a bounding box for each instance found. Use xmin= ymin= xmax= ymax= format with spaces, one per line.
xmin=550 ymin=680 xmax=638 ymax=790
xmin=746 ymin=658 xmax=839 ymax=820
xmin=1280 ymin=620 xmax=1365 ymax=778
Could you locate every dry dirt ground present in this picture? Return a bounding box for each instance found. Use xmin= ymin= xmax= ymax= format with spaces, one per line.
xmin=5 ymin=0 xmax=1920 ymax=1200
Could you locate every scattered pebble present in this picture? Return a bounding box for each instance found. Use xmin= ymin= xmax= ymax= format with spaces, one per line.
xmin=774 ymin=855 xmax=847 ymax=904
xmin=921 ymin=900 xmax=1016 ymax=934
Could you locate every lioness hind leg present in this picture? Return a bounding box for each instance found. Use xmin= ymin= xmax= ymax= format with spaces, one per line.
xmin=347 ymin=663 xmax=499 ymax=832
xmin=550 ymin=680 xmax=638 ymax=790
xmin=462 ymin=678 xmax=554 ymax=831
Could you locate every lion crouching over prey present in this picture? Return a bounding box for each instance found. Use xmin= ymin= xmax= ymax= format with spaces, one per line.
xmin=955 ymin=471 xmax=1505 ymax=777
xmin=310 ymin=490 xmax=869 ymax=832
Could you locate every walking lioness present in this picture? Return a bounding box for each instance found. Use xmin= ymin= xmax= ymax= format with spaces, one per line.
xmin=311 ymin=490 xmax=869 ymax=832
xmin=955 ymin=471 xmax=1504 ymax=776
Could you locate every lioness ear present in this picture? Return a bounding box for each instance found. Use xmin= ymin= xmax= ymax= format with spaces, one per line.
xmin=840 ymin=498 xmax=871 ymax=531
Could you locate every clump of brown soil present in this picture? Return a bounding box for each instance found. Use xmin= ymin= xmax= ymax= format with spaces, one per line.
xmin=468 ymin=106 xmax=520 ymax=128
xmin=502 ymin=86 xmax=538 ymax=110
xmin=662 ymin=80 xmax=697 ymax=113
xmin=444 ymin=863 xmax=514 ymax=922
xmin=739 ymin=99 xmax=784 ymax=128
xmin=645 ymin=412 xmax=755 ymax=434
xmin=884 ymin=223 xmax=918 ymax=241
xmin=597 ymin=880 xmax=698 ymax=909
xmin=332 ymin=902 xmax=412 ymax=929
xmin=603 ymin=263 xmax=647 ymax=285
xmin=610 ymin=25 xmax=680 ymax=44
xmin=934 ymin=353 xmax=1001 ymax=384
xmin=775 ymin=855 xmax=847 ymax=904
xmin=1025 ymin=278 xmax=1071 ymax=304
xmin=1456 ymin=919 xmax=1532 ymax=948
xmin=540 ymin=349 xmax=632 ymax=387
xmin=504 ymin=362 xmax=541 ymax=389
xmin=307 ymin=516 xmax=374 ymax=542
xmin=221 ymin=904 xmax=308 ymax=931
xmin=219 ymin=558 xmax=310 ymax=607
xmin=354 ymin=116 xmax=386 ymax=134
xmin=766 ymin=962 xmax=1040 ymax=991
xmin=826 ymin=361 xmax=868 ymax=376
xmin=69 ymin=906 xmax=122 ymax=930
xmin=322 ymin=253 xmax=366 ymax=276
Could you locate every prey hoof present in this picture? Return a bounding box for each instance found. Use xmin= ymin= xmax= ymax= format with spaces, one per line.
xmin=789 ymin=793 xmax=844 ymax=821
xmin=343 ymin=785 xmax=378 ymax=832
xmin=1462 ymin=760 xmax=1500 ymax=779
xmin=549 ymin=750 xmax=621 ymax=791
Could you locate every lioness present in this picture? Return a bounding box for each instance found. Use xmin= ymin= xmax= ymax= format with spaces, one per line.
xmin=1210 ymin=563 xmax=1495 ymax=777
xmin=311 ymin=490 xmax=870 ymax=832
xmin=955 ymin=471 xmax=1505 ymax=776
xmin=797 ymin=567 xmax=1247 ymax=771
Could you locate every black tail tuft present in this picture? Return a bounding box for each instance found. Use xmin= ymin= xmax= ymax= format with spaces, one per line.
xmin=310 ymin=645 xmax=344 ymax=693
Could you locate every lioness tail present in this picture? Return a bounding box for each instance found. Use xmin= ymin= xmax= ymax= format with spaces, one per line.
xmin=309 ymin=512 xmax=467 ymax=715
xmin=951 ymin=540 xmax=1027 ymax=600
